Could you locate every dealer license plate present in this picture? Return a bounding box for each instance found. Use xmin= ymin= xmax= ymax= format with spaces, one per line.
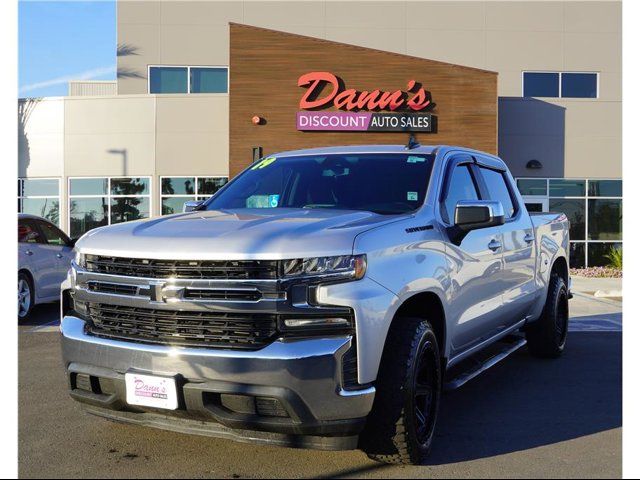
xmin=125 ymin=373 xmax=178 ymax=410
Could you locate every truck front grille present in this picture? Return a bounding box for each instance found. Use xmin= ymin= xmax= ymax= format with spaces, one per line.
xmin=84 ymin=255 xmax=279 ymax=280
xmin=84 ymin=303 xmax=278 ymax=350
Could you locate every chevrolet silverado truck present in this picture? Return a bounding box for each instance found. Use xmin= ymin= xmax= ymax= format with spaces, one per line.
xmin=61 ymin=144 xmax=570 ymax=464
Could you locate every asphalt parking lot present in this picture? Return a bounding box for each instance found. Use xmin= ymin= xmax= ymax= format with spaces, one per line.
xmin=19 ymin=293 xmax=622 ymax=479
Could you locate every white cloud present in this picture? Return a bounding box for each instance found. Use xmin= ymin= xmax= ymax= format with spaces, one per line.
xmin=19 ymin=65 xmax=116 ymax=94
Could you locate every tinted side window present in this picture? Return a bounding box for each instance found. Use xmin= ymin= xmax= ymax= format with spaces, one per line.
xmin=443 ymin=164 xmax=479 ymax=223
xmin=478 ymin=167 xmax=516 ymax=218
xmin=18 ymin=220 xmax=42 ymax=244
xmin=38 ymin=221 xmax=70 ymax=246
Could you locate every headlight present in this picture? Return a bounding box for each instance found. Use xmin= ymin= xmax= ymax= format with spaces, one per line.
xmin=74 ymin=251 xmax=86 ymax=269
xmin=281 ymin=254 xmax=366 ymax=280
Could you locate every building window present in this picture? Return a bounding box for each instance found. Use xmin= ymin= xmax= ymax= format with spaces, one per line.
xmin=149 ymin=66 xmax=228 ymax=94
xmin=517 ymin=178 xmax=622 ymax=268
xmin=523 ymin=72 xmax=559 ymax=98
xmin=161 ymin=176 xmax=228 ymax=215
xmin=68 ymin=177 xmax=151 ymax=238
xmin=523 ymin=72 xmax=598 ymax=99
xmin=18 ymin=178 xmax=61 ymax=226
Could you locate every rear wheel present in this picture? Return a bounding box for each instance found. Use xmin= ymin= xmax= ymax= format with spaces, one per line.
xmin=360 ymin=317 xmax=441 ymax=465
xmin=18 ymin=272 xmax=34 ymax=321
xmin=526 ymin=273 xmax=569 ymax=358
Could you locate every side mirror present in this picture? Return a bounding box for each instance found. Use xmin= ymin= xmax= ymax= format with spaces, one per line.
xmin=449 ymin=200 xmax=505 ymax=244
xmin=67 ymin=237 xmax=78 ymax=248
xmin=183 ymin=200 xmax=204 ymax=213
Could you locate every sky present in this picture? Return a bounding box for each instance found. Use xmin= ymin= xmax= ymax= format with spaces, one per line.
xmin=19 ymin=1 xmax=116 ymax=98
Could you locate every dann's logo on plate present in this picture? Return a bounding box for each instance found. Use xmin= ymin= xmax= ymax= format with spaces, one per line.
xmin=296 ymin=71 xmax=436 ymax=133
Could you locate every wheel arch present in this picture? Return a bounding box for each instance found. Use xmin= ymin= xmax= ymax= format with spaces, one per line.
xmin=550 ymin=255 xmax=569 ymax=285
xmin=392 ymin=291 xmax=447 ymax=364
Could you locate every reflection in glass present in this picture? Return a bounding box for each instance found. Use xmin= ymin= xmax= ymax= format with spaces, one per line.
xmin=569 ymin=242 xmax=585 ymax=269
xmin=162 ymin=177 xmax=195 ymax=195
xmin=549 ymin=199 xmax=586 ymax=240
xmin=517 ymin=179 xmax=547 ymax=196
xmin=111 ymin=178 xmax=149 ymax=196
xmin=162 ymin=196 xmax=195 ymax=215
xmin=70 ymin=178 xmax=108 ymax=196
xmin=549 ymin=179 xmax=585 ymax=197
xmin=588 ymin=242 xmax=622 ymax=267
xmin=69 ymin=198 xmax=108 ymax=238
xmin=20 ymin=198 xmax=60 ymax=226
xmin=110 ymin=197 xmax=150 ymax=224
xmin=588 ymin=180 xmax=622 ymax=197
xmin=198 ymin=177 xmax=228 ymax=196
xmin=588 ymin=199 xmax=622 ymax=240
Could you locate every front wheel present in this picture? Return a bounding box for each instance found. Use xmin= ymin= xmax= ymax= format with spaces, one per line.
xmin=18 ymin=272 xmax=34 ymax=321
xmin=526 ymin=274 xmax=569 ymax=358
xmin=360 ymin=317 xmax=442 ymax=465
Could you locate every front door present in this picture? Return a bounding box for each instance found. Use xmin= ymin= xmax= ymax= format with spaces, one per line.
xmin=440 ymin=157 xmax=506 ymax=358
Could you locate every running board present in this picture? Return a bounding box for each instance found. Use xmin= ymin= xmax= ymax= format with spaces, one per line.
xmin=444 ymin=336 xmax=527 ymax=391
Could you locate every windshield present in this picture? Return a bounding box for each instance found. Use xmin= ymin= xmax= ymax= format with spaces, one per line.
xmin=205 ymin=153 xmax=434 ymax=215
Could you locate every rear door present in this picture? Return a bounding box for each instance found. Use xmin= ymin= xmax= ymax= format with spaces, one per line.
xmin=34 ymin=219 xmax=75 ymax=297
xmin=18 ymin=219 xmax=50 ymax=301
xmin=476 ymin=162 xmax=537 ymax=325
xmin=439 ymin=155 xmax=506 ymax=357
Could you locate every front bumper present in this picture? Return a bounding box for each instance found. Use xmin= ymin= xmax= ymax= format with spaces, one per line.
xmin=61 ymin=315 xmax=375 ymax=449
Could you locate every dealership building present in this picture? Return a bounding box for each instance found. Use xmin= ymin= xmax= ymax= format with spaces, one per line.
xmin=18 ymin=0 xmax=621 ymax=268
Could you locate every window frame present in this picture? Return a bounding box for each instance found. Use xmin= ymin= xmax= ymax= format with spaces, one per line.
xmin=147 ymin=65 xmax=230 ymax=94
xmin=67 ymin=176 xmax=153 ymax=236
xmin=521 ymin=71 xmax=600 ymax=99
xmin=438 ymin=155 xmax=482 ymax=226
xmin=160 ymin=175 xmax=229 ymax=215
xmin=17 ymin=177 xmax=62 ymax=227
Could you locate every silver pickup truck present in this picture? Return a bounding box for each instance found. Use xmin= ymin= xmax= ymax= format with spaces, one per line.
xmin=61 ymin=144 xmax=570 ymax=464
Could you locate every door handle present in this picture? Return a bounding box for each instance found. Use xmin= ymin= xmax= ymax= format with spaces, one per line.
xmin=524 ymin=233 xmax=535 ymax=244
xmin=488 ymin=239 xmax=502 ymax=252
xmin=24 ymin=250 xmax=33 ymax=256
xmin=56 ymin=253 xmax=64 ymax=259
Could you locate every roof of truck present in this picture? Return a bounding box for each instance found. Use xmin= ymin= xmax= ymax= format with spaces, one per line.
xmin=271 ymin=144 xmax=498 ymax=160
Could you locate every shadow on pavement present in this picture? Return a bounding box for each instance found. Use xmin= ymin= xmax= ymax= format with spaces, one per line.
xmin=426 ymin=331 xmax=621 ymax=465
xmin=19 ymin=302 xmax=59 ymax=328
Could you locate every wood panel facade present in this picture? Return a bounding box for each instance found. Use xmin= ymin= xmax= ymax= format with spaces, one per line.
xmin=229 ymin=23 xmax=497 ymax=178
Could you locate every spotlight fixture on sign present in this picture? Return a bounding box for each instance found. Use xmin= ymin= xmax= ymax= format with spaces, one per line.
xmin=252 ymin=116 xmax=263 ymax=125
xmin=526 ymin=159 xmax=543 ymax=170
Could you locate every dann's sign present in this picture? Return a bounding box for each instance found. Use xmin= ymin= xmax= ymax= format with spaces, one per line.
xmin=296 ymin=72 xmax=436 ymax=132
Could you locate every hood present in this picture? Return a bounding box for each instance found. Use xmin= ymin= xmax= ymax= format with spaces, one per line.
xmin=76 ymin=208 xmax=409 ymax=260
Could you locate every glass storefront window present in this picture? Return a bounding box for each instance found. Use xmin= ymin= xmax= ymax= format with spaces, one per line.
xmin=162 ymin=177 xmax=195 ymax=195
xmin=588 ymin=199 xmax=622 ymax=240
xmin=588 ymin=180 xmax=622 ymax=197
xmin=517 ymin=178 xmax=547 ymax=196
xmin=110 ymin=197 xmax=150 ymax=224
xmin=520 ymin=177 xmax=622 ymax=267
xmin=18 ymin=178 xmax=61 ymax=226
xmin=69 ymin=177 xmax=151 ymax=237
xmin=588 ymin=242 xmax=622 ymax=267
xmin=549 ymin=179 xmax=586 ymax=197
xmin=569 ymin=242 xmax=586 ymax=269
xmin=549 ymin=198 xmax=586 ymax=240
xmin=69 ymin=197 xmax=108 ymax=239
xmin=161 ymin=176 xmax=228 ymax=215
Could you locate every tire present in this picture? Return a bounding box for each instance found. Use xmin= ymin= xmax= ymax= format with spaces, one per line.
xmin=526 ymin=273 xmax=569 ymax=358
xmin=18 ymin=272 xmax=34 ymax=321
xmin=360 ymin=317 xmax=442 ymax=465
